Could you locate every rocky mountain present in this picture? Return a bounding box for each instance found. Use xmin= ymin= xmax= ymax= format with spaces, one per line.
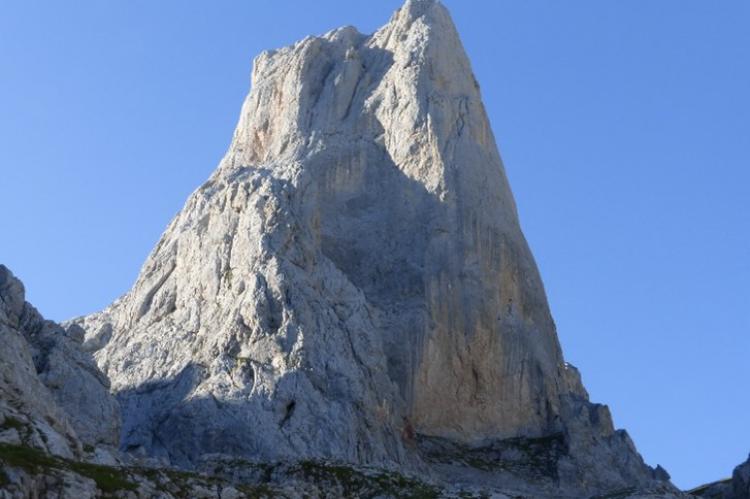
xmin=0 ymin=1 xmax=733 ymax=497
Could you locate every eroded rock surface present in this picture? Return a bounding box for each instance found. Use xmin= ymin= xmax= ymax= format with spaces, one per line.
xmin=6 ymin=0 xmax=687 ymax=497
xmin=0 ymin=265 xmax=120 ymax=457
xmin=66 ymin=0 xmax=676 ymax=495
xmin=0 ymin=265 xmax=127 ymax=497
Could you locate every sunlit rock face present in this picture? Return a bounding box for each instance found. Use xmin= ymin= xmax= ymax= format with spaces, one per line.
xmin=71 ymin=0 xmax=673 ymax=495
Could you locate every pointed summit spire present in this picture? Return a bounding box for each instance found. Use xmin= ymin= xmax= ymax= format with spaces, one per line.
xmin=71 ymin=2 xmax=671 ymax=495
xmin=375 ymin=0 xmax=462 ymax=55
xmin=397 ymin=0 xmax=443 ymax=23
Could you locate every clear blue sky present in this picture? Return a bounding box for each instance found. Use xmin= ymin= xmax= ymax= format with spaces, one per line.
xmin=1 ymin=0 xmax=747 ymax=489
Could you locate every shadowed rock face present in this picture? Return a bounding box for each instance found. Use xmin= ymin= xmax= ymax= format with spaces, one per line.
xmin=692 ymin=456 xmax=750 ymax=499
xmin=68 ymin=0 xmax=673 ymax=495
xmin=0 ymin=265 xmax=120 ymax=457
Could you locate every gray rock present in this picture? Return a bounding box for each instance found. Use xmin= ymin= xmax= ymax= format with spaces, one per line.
xmin=0 ymin=270 xmax=79 ymax=458
xmin=5 ymin=0 xmax=683 ymax=497
xmin=734 ymin=457 xmax=750 ymax=498
xmin=692 ymin=455 xmax=750 ymax=499
xmin=67 ymin=0 xmax=674 ymax=495
xmin=0 ymin=264 xmax=120 ymax=453
xmin=32 ymin=320 xmax=121 ymax=447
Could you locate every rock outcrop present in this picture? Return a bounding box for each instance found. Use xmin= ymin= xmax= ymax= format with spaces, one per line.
xmin=691 ymin=455 xmax=750 ymax=499
xmin=0 ymin=265 xmax=128 ymax=496
xmin=0 ymin=265 xmax=120 ymax=457
xmin=3 ymin=1 xmax=690 ymax=497
xmin=734 ymin=459 xmax=750 ymax=499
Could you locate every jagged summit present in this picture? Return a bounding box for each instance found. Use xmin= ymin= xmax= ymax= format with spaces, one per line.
xmin=213 ymin=0 xmax=562 ymax=447
xmin=63 ymin=1 xmax=677 ymax=496
xmin=400 ymin=0 xmax=440 ymax=17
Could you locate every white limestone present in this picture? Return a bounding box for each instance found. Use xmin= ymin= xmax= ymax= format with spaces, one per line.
xmin=0 ymin=265 xmax=120 ymax=457
xmin=13 ymin=0 xmax=682 ymax=496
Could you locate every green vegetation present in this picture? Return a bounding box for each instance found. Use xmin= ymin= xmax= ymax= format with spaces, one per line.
xmin=237 ymin=483 xmax=279 ymax=499
xmin=0 ymin=469 xmax=9 ymax=487
xmin=0 ymin=443 xmax=137 ymax=494
xmin=69 ymin=460 xmax=138 ymax=493
xmin=0 ymin=443 xmax=491 ymax=498
xmin=0 ymin=416 xmax=26 ymax=432
xmin=294 ymin=460 xmax=441 ymax=498
xmin=456 ymin=492 xmax=494 ymax=499
xmin=0 ymin=443 xmax=58 ymax=471
xmin=591 ymin=487 xmax=637 ymax=499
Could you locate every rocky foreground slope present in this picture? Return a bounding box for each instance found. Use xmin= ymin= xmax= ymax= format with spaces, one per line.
xmin=0 ymin=265 xmax=454 ymax=498
xmin=0 ymin=265 xmax=734 ymax=498
xmin=1 ymin=1 xmax=741 ymax=498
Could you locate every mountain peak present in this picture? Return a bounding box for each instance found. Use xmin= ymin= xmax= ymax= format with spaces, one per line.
xmin=65 ymin=2 xmax=675 ymax=496
xmin=399 ymin=0 xmax=443 ymax=21
xmin=376 ymin=0 xmax=462 ymax=59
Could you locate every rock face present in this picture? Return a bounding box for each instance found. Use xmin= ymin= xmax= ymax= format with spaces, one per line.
xmin=692 ymin=455 xmax=750 ymax=499
xmin=0 ymin=265 xmax=120 ymax=456
xmin=734 ymin=459 xmax=750 ymax=499
xmin=58 ymin=0 xmax=673 ymax=495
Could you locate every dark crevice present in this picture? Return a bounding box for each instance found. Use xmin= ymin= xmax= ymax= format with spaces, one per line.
xmin=280 ymin=400 xmax=296 ymax=428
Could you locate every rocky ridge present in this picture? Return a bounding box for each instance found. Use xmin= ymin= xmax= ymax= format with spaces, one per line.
xmin=689 ymin=456 xmax=750 ymax=499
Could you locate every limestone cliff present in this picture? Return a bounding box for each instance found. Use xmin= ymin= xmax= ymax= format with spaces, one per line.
xmin=41 ymin=0 xmax=680 ymax=496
